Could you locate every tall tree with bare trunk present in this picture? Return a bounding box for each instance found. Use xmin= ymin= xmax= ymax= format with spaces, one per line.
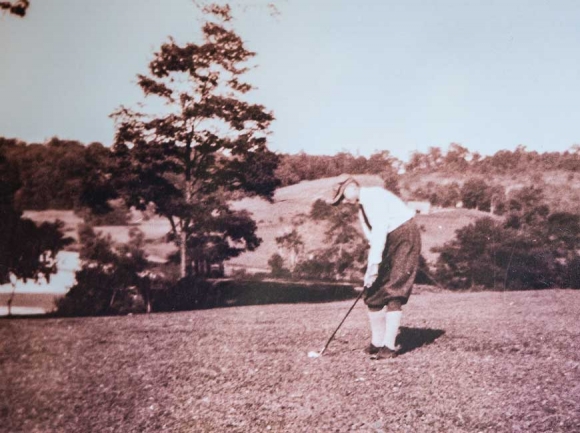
xmin=111 ymin=4 xmax=278 ymax=278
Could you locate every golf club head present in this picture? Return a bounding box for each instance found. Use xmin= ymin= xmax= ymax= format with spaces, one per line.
xmin=307 ymin=351 xmax=321 ymax=358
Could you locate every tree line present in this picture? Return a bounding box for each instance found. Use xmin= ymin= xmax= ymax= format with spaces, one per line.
xmin=404 ymin=143 xmax=580 ymax=175
xmin=4 ymin=138 xmax=579 ymax=213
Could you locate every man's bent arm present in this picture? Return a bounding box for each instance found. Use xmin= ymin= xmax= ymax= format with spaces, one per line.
xmin=367 ymin=222 xmax=389 ymax=266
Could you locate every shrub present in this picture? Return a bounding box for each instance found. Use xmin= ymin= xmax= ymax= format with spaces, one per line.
xmin=56 ymin=225 xmax=148 ymax=316
xmin=293 ymin=254 xmax=336 ymax=281
xmin=566 ymin=256 xmax=580 ymax=289
xmin=75 ymin=199 xmax=130 ymax=226
xmin=460 ymin=178 xmax=492 ymax=211
xmin=152 ymin=277 xmax=215 ymax=311
xmin=56 ymin=267 xmax=144 ymax=316
xmin=268 ymin=253 xmax=291 ymax=278
xmin=433 ymin=212 xmax=577 ymax=290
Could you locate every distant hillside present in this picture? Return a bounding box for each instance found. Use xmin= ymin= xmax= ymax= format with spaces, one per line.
xmin=228 ymin=175 xmax=492 ymax=271
xmin=23 ymin=210 xmax=175 ymax=264
xmin=228 ymin=175 xmax=382 ymax=272
xmin=414 ymin=208 xmax=498 ymax=263
xmin=24 ymin=176 xmax=493 ymax=275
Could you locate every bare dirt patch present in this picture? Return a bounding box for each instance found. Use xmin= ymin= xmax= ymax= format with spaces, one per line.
xmin=1 ymin=290 xmax=579 ymax=432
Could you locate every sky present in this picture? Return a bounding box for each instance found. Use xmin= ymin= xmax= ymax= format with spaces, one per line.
xmin=1 ymin=0 xmax=580 ymax=161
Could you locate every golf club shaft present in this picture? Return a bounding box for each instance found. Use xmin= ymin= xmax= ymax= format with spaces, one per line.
xmin=319 ymin=287 xmax=366 ymax=355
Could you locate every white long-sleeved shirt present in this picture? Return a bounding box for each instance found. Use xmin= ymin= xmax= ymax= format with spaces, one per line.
xmin=358 ymin=187 xmax=416 ymax=266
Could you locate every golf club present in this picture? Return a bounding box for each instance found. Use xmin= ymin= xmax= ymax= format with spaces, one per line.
xmin=308 ymin=286 xmax=367 ymax=358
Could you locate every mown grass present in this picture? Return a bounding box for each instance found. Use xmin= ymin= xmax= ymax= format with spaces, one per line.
xmin=2 ymin=289 xmax=579 ymax=432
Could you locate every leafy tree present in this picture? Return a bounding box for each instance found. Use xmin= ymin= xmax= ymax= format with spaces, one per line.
xmin=310 ymin=198 xmax=333 ymax=220
xmin=505 ymin=186 xmax=550 ymax=229
xmin=293 ymin=252 xmax=337 ymax=281
xmin=274 ymin=151 xmax=403 ymax=188
xmin=566 ymin=256 xmax=580 ymax=289
xmin=460 ymin=178 xmax=492 ymax=211
xmin=275 ymin=229 xmax=304 ymax=271
xmin=56 ymin=225 xmax=149 ymax=316
xmin=405 ymin=151 xmax=430 ymax=172
xmin=434 ymin=217 xmax=505 ymax=289
xmin=167 ymin=195 xmax=261 ymax=276
xmin=434 ymin=203 xmax=579 ymax=290
xmin=0 ymin=150 xmax=72 ymax=314
xmin=427 ymin=146 xmax=444 ymax=169
xmin=0 ymin=0 xmax=28 ymax=17
xmin=366 ymin=150 xmax=401 ymax=194
xmin=111 ymin=6 xmax=278 ymax=278
xmin=268 ymin=253 xmax=290 ymax=278
xmin=302 ymin=199 xmax=367 ymax=281
xmin=443 ymin=143 xmax=470 ymax=172
xmin=412 ymin=181 xmax=461 ymax=208
xmin=546 ymin=212 xmax=580 ymax=252
xmin=0 ymin=138 xmax=115 ymax=212
xmin=489 ymin=185 xmax=506 ymax=215
xmin=77 ymin=142 xmax=120 ymax=215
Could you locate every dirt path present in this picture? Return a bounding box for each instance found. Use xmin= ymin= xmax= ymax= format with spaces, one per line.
xmin=1 ymin=290 xmax=579 ymax=432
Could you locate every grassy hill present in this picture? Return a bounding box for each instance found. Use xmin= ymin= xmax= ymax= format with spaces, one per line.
xmin=228 ymin=175 xmax=492 ymax=270
xmin=23 ymin=210 xmax=176 ymax=263
xmin=3 ymin=289 xmax=579 ymax=432
xmin=23 ymin=175 xmax=493 ymax=275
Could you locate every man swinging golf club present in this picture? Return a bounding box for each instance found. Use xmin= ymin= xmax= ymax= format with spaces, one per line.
xmin=331 ymin=176 xmax=421 ymax=360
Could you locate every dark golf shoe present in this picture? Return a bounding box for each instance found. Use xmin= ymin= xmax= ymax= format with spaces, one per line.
xmin=376 ymin=346 xmax=398 ymax=360
xmin=364 ymin=344 xmax=382 ymax=359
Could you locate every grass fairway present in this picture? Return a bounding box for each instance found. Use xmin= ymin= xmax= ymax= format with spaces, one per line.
xmin=2 ymin=290 xmax=580 ymax=432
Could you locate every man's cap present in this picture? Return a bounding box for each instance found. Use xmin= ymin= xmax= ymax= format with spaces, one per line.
xmin=330 ymin=176 xmax=358 ymax=206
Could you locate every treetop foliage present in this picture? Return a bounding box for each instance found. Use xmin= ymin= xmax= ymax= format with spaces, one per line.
xmin=110 ymin=6 xmax=279 ymax=278
xmin=0 ymin=148 xmax=72 ymax=285
xmin=57 ymin=225 xmax=149 ymax=317
xmin=433 ymin=190 xmax=580 ymax=290
xmin=0 ymin=0 xmax=28 ymax=17
xmin=111 ymin=10 xmax=278 ymax=203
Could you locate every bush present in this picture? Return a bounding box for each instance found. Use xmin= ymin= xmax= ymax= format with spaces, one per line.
xmin=152 ymin=277 xmax=216 ymax=311
xmin=268 ymin=253 xmax=291 ymax=278
xmin=56 ymin=225 xmax=148 ymax=316
xmin=433 ymin=212 xmax=577 ymax=290
xmin=460 ymin=178 xmax=492 ymax=211
xmin=293 ymin=254 xmax=336 ymax=281
xmin=75 ymin=199 xmax=130 ymax=226
xmin=56 ymin=267 xmax=144 ymax=316
xmin=566 ymin=256 xmax=580 ymax=289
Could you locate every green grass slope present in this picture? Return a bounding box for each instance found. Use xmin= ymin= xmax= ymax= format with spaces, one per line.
xmin=2 ymin=289 xmax=579 ymax=432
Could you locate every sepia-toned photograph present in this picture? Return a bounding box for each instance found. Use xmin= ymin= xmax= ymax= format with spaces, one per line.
xmin=1 ymin=1 xmax=579 ymax=431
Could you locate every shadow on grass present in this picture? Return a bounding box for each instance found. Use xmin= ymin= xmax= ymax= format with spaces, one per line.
xmin=216 ymin=280 xmax=358 ymax=307
xmin=396 ymin=327 xmax=445 ymax=355
xmin=154 ymin=279 xmax=361 ymax=312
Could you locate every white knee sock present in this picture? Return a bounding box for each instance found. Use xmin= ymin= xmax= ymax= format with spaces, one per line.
xmin=367 ymin=309 xmax=386 ymax=347
xmin=384 ymin=311 xmax=402 ymax=350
